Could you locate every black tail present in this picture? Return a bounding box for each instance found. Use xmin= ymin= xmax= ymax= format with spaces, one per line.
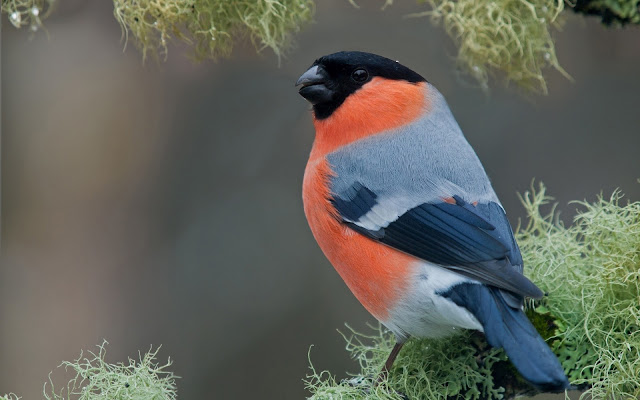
xmin=441 ymin=283 xmax=570 ymax=392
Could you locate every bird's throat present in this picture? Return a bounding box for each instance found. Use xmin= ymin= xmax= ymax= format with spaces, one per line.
xmin=309 ymin=79 xmax=429 ymax=161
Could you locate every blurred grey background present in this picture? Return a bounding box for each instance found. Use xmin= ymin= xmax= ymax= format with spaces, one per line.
xmin=1 ymin=1 xmax=639 ymax=399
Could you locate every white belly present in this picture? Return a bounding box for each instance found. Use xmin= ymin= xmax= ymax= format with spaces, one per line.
xmin=383 ymin=261 xmax=484 ymax=341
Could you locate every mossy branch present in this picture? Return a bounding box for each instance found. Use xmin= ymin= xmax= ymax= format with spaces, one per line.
xmin=43 ymin=340 xmax=177 ymax=400
xmin=1 ymin=0 xmax=314 ymax=61
xmin=2 ymin=0 xmax=638 ymax=92
xmin=306 ymin=182 xmax=640 ymax=399
xmin=111 ymin=0 xmax=315 ymax=62
xmin=407 ymin=0 xmax=571 ymax=94
xmin=2 ymin=341 xmax=177 ymax=400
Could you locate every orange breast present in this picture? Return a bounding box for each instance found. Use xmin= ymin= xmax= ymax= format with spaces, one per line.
xmin=302 ymin=78 xmax=429 ymax=320
xmin=302 ymin=158 xmax=415 ymax=320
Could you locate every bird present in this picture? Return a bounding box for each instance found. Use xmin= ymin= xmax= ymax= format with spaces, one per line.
xmin=295 ymin=51 xmax=570 ymax=392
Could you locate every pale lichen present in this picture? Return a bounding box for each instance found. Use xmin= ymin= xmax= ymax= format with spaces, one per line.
xmin=43 ymin=341 xmax=177 ymax=400
xmin=519 ymin=183 xmax=640 ymax=398
xmin=407 ymin=0 xmax=572 ymax=93
xmin=0 ymin=394 xmax=22 ymax=400
xmin=1 ymin=0 xmax=54 ymax=32
xmin=112 ymin=0 xmax=315 ymax=61
xmin=2 ymin=0 xmax=314 ymax=62
xmin=306 ymin=325 xmax=509 ymax=400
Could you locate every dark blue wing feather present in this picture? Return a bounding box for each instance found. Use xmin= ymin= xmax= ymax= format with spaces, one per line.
xmin=330 ymin=182 xmax=378 ymax=222
xmin=331 ymin=183 xmax=541 ymax=300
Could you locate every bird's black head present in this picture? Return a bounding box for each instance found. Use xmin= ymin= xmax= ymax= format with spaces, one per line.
xmin=296 ymin=51 xmax=426 ymax=120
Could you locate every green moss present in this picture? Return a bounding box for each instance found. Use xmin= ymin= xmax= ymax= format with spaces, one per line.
xmin=43 ymin=340 xmax=177 ymax=400
xmin=112 ymin=0 xmax=315 ymax=61
xmin=306 ymin=183 xmax=640 ymax=399
xmin=572 ymin=0 xmax=640 ymax=25
xmin=405 ymin=0 xmax=571 ymax=93
xmin=525 ymin=307 xmax=554 ymax=341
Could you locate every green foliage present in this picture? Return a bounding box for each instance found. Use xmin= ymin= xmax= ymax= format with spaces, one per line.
xmin=572 ymin=0 xmax=640 ymax=25
xmin=408 ymin=0 xmax=570 ymax=93
xmin=0 ymin=394 xmax=21 ymax=400
xmin=112 ymin=0 xmax=314 ymax=61
xmin=306 ymin=183 xmax=640 ymax=399
xmin=43 ymin=341 xmax=177 ymax=400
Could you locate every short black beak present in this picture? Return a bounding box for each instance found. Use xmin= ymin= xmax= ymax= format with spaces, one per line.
xmin=296 ymin=65 xmax=325 ymax=87
xmin=296 ymin=65 xmax=332 ymax=105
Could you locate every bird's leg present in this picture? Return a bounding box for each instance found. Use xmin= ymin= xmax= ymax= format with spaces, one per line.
xmin=375 ymin=341 xmax=405 ymax=384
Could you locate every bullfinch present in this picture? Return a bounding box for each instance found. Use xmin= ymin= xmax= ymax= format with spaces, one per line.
xmin=296 ymin=51 xmax=570 ymax=392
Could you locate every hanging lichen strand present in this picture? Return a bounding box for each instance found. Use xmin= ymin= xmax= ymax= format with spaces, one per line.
xmin=0 ymin=0 xmax=314 ymax=60
xmin=112 ymin=0 xmax=314 ymax=61
xmin=2 ymin=0 xmax=54 ymax=32
xmin=412 ymin=0 xmax=571 ymax=93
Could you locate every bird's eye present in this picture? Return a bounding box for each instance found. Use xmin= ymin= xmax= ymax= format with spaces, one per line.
xmin=351 ymin=68 xmax=369 ymax=83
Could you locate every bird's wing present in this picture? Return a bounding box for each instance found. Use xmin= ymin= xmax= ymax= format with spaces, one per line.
xmin=330 ymin=181 xmax=543 ymax=302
